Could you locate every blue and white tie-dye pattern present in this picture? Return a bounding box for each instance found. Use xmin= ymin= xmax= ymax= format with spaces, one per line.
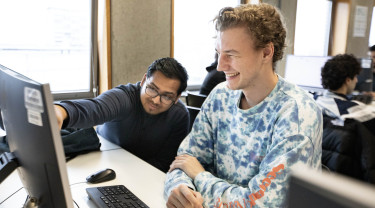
xmin=164 ymin=76 xmax=322 ymax=207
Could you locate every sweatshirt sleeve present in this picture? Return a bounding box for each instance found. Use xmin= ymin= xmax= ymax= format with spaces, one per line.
xmin=164 ymin=100 xmax=215 ymax=199
xmin=57 ymin=86 xmax=133 ymax=128
xmin=191 ymin=136 xmax=316 ymax=207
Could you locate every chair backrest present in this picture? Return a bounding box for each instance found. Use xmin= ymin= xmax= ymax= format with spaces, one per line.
xmin=186 ymin=92 xmax=207 ymax=108
xmin=186 ymin=106 xmax=200 ymax=132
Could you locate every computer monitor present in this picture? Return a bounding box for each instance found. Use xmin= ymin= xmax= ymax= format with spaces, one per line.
xmin=355 ymin=58 xmax=373 ymax=92
xmin=0 ymin=64 xmax=73 ymax=207
xmin=284 ymin=55 xmax=331 ymax=93
xmin=287 ymin=167 xmax=375 ymax=208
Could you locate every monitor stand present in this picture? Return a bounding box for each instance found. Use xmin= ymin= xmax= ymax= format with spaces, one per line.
xmin=0 ymin=152 xmax=38 ymax=208
xmin=0 ymin=152 xmax=19 ymax=183
xmin=24 ymin=196 xmax=39 ymax=208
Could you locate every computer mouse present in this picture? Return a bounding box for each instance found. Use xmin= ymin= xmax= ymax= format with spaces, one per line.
xmin=86 ymin=168 xmax=116 ymax=184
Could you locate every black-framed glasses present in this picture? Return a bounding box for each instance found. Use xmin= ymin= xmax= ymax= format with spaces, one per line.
xmin=145 ymin=86 xmax=175 ymax=105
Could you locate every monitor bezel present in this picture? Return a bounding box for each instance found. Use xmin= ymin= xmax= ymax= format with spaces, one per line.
xmin=0 ymin=64 xmax=73 ymax=208
xmin=287 ymin=167 xmax=375 ymax=208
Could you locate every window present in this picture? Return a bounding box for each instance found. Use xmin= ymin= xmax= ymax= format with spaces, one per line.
xmin=294 ymin=0 xmax=332 ymax=56
xmin=0 ymin=0 xmax=98 ymax=100
xmin=331 ymin=0 xmax=349 ymax=55
xmin=369 ymin=6 xmax=375 ymax=47
xmin=173 ymin=0 xmax=239 ymax=89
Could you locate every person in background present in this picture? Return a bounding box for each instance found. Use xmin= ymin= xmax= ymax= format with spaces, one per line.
xmin=369 ymin=45 xmax=375 ymax=91
xmin=54 ymin=57 xmax=189 ymax=173
xmin=315 ymin=54 xmax=375 ymax=136
xmin=164 ymin=3 xmax=322 ymax=208
xmin=199 ymin=53 xmax=226 ymax=96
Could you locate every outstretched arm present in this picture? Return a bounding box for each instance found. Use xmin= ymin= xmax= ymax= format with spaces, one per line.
xmin=54 ymin=86 xmax=134 ymax=129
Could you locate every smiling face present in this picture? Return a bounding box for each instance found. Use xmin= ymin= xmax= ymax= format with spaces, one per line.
xmin=215 ymin=27 xmax=272 ymax=92
xmin=140 ymin=71 xmax=181 ymax=115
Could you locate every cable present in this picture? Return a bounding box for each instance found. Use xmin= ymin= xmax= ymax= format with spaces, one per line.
xmin=100 ymin=148 xmax=122 ymax=152
xmin=73 ymin=199 xmax=80 ymax=208
xmin=23 ymin=195 xmax=29 ymax=207
xmin=0 ymin=187 xmax=23 ymax=205
xmin=69 ymin=181 xmax=87 ymax=208
xmin=69 ymin=181 xmax=87 ymax=187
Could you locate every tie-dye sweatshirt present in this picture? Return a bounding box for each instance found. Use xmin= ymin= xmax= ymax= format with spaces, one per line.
xmin=164 ymin=76 xmax=323 ymax=207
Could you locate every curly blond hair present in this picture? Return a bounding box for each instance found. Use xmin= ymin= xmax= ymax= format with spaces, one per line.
xmin=214 ymin=3 xmax=286 ymax=70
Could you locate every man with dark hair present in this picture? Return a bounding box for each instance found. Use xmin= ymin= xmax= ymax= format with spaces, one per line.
xmin=54 ymin=57 xmax=189 ymax=172
xmin=370 ymin=45 xmax=375 ymax=71
xmin=199 ymin=53 xmax=226 ymax=96
xmin=321 ymin=54 xmax=361 ymax=94
xmin=316 ymin=54 xmax=375 ymax=135
xmin=369 ymin=45 xmax=375 ymax=91
xmin=164 ymin=3 xmax=322 ymax=208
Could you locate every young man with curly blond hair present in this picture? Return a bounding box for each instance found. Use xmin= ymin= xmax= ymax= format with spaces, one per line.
xmin=164 ymin=3 xmax=322 ymax=207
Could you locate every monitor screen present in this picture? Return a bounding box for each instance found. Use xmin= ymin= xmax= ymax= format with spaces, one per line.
xmin=0 ymin=64 xmax=73 ymax=207
xmin=287 ymin=167 xmax=375 ymax=208
xmin=284 ymin=55 xmax=331 ymax=92
xmin=355 ymin=58 xmax=373 ymax=92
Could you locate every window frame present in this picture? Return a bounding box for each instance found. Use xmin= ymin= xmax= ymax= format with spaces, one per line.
xmin=0 ymin=0 xmax=99 ymax=101
xmin=53 ymin=0 xmax=99 ymax=100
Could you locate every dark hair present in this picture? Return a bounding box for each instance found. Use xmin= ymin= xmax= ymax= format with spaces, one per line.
xmin=146 ymin=57 xmax=188 ymax=95
xmin=321 ymin=54 xmax=361 ymax=91
xmin=213 ymin=3 xmax=286 ymax=70
xmin=370 ymin=45 xmax=375 ymax=52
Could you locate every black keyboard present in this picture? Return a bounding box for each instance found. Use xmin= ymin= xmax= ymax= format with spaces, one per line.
xmin=86 ymin=185 xmax=149 ymax=208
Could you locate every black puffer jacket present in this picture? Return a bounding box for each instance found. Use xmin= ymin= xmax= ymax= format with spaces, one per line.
xmin=322 ymin=116 xmax=375 ymax=184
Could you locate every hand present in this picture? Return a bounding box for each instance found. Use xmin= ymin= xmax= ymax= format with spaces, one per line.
xmin=166 ymin=184 xmax=204 ymax=208
xmin=169 ymin=154 xmax=205 ymax=179
xmin=361 ymin=91 xmax=375 ymax=97
xmin=368 ymin=92 xmax=375 ymax=98
xmin=54 ymin=105 xmax=67 ymax=129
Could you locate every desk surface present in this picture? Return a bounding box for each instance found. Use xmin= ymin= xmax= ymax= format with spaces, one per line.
xmin=0 ymin=137 xmax=167 ymax=207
